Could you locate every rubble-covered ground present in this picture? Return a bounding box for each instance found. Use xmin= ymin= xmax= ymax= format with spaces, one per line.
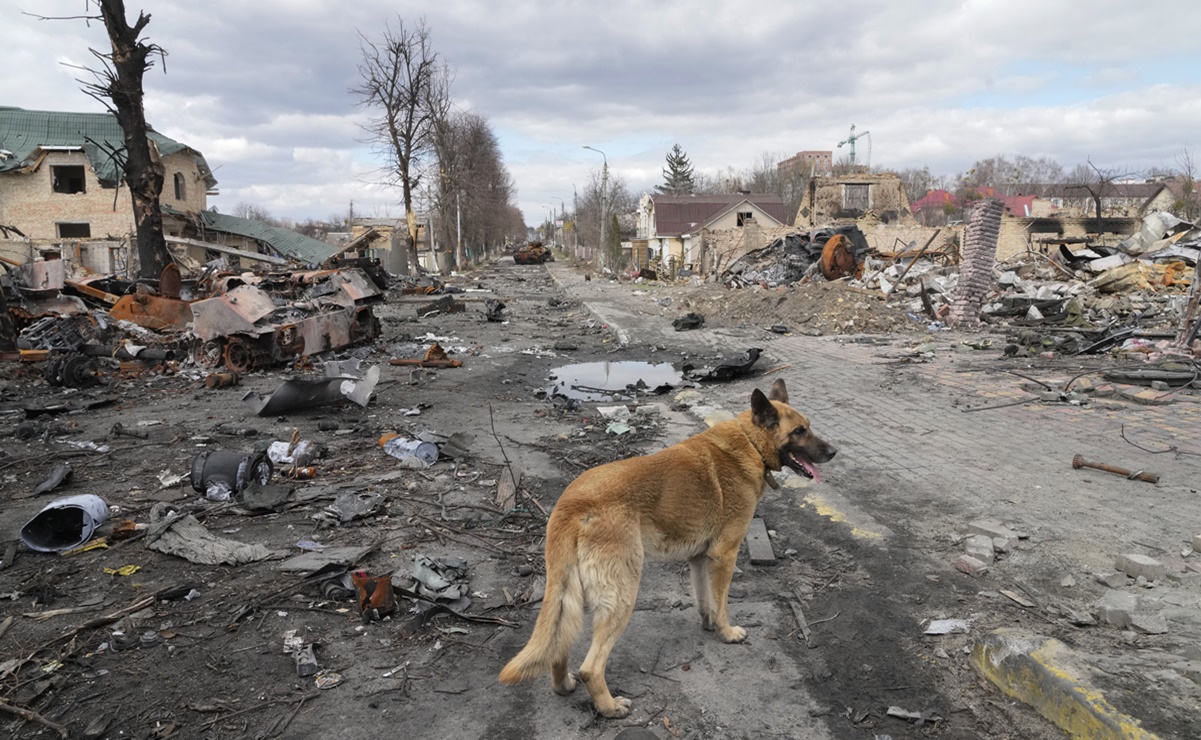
xmin=668 ymin=280 xmax=926 ymax=335
xmin=1 ymin=240 xmax=1198 ymax=739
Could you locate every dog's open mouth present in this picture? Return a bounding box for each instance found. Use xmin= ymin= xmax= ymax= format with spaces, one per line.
xmin=784 ymin=451 xmax=822 ymax=483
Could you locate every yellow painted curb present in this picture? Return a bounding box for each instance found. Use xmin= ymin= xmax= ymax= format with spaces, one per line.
xmin=971 ymin=629 xmax=1159 ymax=740
xmin=801 ymin=492 xmax=885 ymax=540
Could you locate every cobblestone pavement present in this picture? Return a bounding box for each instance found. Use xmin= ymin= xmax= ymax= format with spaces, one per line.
xmin=552 ymin=262 xmax=1201 ymax=739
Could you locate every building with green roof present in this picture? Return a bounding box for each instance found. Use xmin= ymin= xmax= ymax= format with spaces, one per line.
xmin=0 ymin=107 xmax=337 ymax=273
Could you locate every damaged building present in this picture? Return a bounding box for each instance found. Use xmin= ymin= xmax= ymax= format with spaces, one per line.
xmin=633 ymin=192 xmax=792 ymax=275
xmin=0 ymin=106 xmax=218 ymax=273
xmin=0 ymin=107 xmax=389 ymax=374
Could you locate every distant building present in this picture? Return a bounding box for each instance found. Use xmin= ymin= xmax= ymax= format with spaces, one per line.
xmin=777 ymin=150 xmax=833 ymax=178
xmin=635 ymin=192 xmax=790 ymax=274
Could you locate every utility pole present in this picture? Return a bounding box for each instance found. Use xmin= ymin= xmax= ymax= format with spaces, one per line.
xmin=584 ymin=145 xmax=608 ymax=271
xmin=455 ymin=190 xmax=463 ymax=268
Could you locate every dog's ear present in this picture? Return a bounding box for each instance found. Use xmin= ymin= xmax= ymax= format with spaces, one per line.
xmin=768 ymin=378 xmax=789 ymax=404
xmin=751 ymin=388 xmax=779 ymax=428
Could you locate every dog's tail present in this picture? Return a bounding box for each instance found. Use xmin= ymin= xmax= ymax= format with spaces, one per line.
xmin=498 ymin=517 xmax=584 ymax=684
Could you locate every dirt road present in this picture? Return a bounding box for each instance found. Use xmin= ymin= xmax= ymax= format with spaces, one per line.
xmin=1 ymin=257 xmax=1197 ymax=739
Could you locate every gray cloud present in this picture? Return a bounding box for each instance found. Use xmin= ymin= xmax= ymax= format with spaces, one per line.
xmin=5 ymin=1 xmax=1201 ymax=224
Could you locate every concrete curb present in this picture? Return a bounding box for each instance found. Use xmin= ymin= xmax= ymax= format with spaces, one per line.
xmin=970 ymin=628 xmax=1160 ymax=740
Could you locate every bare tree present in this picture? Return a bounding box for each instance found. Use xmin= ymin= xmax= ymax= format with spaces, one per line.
xmin=232 ymin=202 xmax=279 ymax=225
xmin=1069 ymin=158 xmax=1134 ymax=226
xmin=433 ymin=111 xmax=521 ymax=262
xmin=46 ymin=0 xmax=172 ymax=282
xmin=352 ymin=17 xmax=451 ymax=274
xmin=1171 ymin=148 xmax=1200 ymax=222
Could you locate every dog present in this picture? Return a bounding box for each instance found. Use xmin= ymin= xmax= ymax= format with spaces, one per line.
xmin=498 ymin=378 xmax=836 ymax=718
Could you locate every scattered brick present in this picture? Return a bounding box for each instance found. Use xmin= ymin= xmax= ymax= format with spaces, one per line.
xmin=1193 ymin=534 xmax=1201 ymax=554
xmin=1097 ymin=572 xmax=1128 ymax=588
xmin=1115 ymin=553 xmax=1166 ymax=582
xmin=955 ymin=555 xmax=989 ymax=578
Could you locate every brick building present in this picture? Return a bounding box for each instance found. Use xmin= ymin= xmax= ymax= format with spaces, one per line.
xmin=777 ymin=150 xmax=833 ymax=178
xmin=0 ymin=106 xmax=216 ymax=271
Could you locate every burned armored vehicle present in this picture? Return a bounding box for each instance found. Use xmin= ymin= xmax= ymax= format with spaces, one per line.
xmin=189 ymin=267 xmax=383 ymax=372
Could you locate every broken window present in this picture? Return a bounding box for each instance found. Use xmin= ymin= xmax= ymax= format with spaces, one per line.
xmin=51 ymin=165 xmax=86 ymax=194
xmin=56 ymin=222 xmax=91 ymax=239
xmin=843 ymin=184 xmax=869 ymax=212
xmin=736 ymin=211 xmax=754 ymax=226
xmin=174 ymin=172 xmax=186 ymax=201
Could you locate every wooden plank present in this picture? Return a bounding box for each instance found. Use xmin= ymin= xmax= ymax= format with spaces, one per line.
xmin=496 ymin=465 xmax=521 ymax=512
xmin=744 ymin=517 xmax=776 ymax=566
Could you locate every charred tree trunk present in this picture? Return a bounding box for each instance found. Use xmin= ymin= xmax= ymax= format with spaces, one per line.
xmin=96 ymin=0 xmax=170 ymax=282
xmin=0 ymin=280 xmax=17 ymax=353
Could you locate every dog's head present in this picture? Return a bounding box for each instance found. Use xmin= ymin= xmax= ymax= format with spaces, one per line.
xmin=750 ymin=379 xmax=837 ymax=483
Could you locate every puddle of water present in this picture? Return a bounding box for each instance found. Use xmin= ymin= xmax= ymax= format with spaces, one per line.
xmin=546 ymin=361 xmax=683 ymax=402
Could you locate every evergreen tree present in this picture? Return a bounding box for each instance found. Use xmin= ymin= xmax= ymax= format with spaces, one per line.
xmin=656 ymin=144 xmax=696 ymax=195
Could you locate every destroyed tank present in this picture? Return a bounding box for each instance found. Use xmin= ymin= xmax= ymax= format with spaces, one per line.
xmin=513 ymin=241 xmax=554 ymax=264
xmin=188 ymin=267 xmax=383 ymax=372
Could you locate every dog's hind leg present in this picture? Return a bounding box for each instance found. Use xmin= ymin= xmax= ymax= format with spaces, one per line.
xmin=688 ymin=553 xmax=714 ymax=630
xmin=576 ymin=536 xmax=642 ymax=718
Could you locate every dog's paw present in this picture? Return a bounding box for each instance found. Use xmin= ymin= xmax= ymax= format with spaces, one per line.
xmin=719 ymin=625 xmax=747 ymax=643
xmin=700 ymin=614 xmax=715 ymax=631
xmin=553 ymin=672 xmax=577 ymax=695
xmin=598 ymin=696 xmax=632 ymax=718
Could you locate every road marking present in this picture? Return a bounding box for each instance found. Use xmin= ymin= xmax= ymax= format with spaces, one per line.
xmin=802 ymin=494 xmax=888 ymax=540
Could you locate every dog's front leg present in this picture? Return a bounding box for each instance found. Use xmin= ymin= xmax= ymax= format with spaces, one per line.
xmin=705 ymin=544 xmax=746 ymax=643
xmin=688 ymin=554 xmax=714 ymax=630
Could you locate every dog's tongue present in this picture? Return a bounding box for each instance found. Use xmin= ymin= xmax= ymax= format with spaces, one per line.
xmin=796 ymin=455 xmax=822 ymax=483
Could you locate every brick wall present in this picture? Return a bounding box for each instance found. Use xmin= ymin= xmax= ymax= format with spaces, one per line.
xmin=0 ymin=149 xmax=209 ymax=242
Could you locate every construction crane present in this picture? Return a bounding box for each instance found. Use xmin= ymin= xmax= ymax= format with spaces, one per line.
xmin=837 ymin=124 xmax=871 ymax=169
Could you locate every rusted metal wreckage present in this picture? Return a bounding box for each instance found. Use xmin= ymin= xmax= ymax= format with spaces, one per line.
xmin=3 ymin=256 xmax=386 ymax=377
xmin=189 ymin=268 xmax=383 ymax=372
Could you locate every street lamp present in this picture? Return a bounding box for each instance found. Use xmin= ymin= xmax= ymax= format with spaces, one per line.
xmin=583 ymin=145 xmax=608 ymax=270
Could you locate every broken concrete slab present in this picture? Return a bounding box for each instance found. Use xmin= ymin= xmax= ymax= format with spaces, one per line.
xmin=1095 ymin=590 xmax=1138 ymax=628
xmin=965 ymin=534 xmax=995 ymax=562
xmin=1129 ymin=612 xmax=1170 ymax=635
xmin=1115 ymin=553 xmax=1166 ymax=582
xmin=971 ymin=629 xmax=1160 ymax=739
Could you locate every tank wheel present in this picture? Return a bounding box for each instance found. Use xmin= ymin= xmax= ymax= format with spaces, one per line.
xmin=223 ymin=337 xmax=256 ymax=374
xmin=275 ymin=325 xmax=305 ymax=359
xmin=192 ymin=339 xmax=225 ymax=369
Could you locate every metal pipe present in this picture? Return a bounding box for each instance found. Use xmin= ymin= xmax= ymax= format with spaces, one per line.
xmin=1071 ymin=454 xmax=1159 ymax=484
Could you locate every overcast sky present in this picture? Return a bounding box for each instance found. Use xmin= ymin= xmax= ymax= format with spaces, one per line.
xmin=5 ymin=1 xmax=1200 ymax=227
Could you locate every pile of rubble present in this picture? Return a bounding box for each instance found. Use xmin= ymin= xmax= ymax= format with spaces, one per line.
xmin=2 ymin=256 xmax=388 ymax=382
xmin=716 ymin=212 xmax=1199 ymax=355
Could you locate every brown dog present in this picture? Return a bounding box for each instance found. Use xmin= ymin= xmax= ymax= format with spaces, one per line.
xmin=498 ymin=379 xmax=836 ymax=717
